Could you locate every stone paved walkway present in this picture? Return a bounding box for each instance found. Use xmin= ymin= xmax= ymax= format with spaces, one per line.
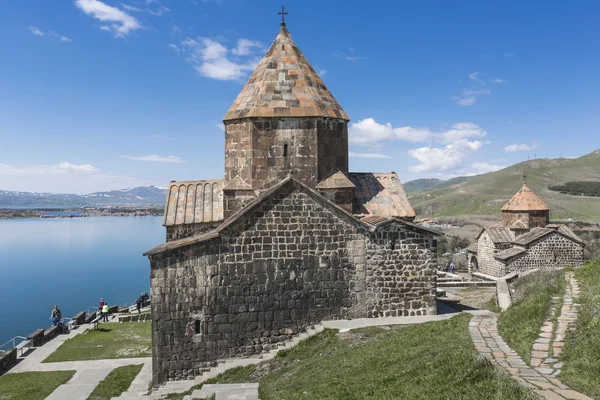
xmin=7 ymin=322 xmax=151 ymax=400
xmin=530 ymin=272 xmax=581 ymax=378
xmin=468 ymin=272 xmax=592 ymax=400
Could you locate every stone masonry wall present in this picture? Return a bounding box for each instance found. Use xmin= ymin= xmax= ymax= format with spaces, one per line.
xmin=478 ymin=232 xmax=511 ymax=277
xmin=166 ymin=222 xmax=220 ymax=242
xmin=150 ymin=185 xmax=364 ymax=384
xmin=149 ymin=183 xmax=437 ymax=384
xmin=505 ymin=233 xmax=584 ymax=273
xmin=224 ymin=118 xmax=348 ymax=191
xmin=365 ymin=223 xmax=437 ymax=317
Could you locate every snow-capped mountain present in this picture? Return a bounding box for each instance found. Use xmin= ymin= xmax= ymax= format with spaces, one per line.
xmin=0 ymin=186 xmax=168 ymax=207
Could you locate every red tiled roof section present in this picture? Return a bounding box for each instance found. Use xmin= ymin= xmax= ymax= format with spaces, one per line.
xmin=501 ymin=183 xmax=550 ymax=211
xmin=223 ymin=25 xmax=349 ymax=121
xmin=349 ymin=172 xmax=416 ymax=219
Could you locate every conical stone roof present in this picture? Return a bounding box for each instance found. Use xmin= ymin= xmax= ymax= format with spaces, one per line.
xmin=501 ymin=183 xmax=550 ymax=211
xmin=223 ymin=25 xmax=349 ymax=121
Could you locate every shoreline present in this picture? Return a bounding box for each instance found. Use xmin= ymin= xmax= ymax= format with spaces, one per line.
xmin=0 ymin=207 xmax=164 ymax=220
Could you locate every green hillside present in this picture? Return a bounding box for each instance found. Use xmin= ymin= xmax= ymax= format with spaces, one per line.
xmin=403 ymin=178 xmax=443 ymax=193
xmin=409 ymin=150 xmax=600 ymax=220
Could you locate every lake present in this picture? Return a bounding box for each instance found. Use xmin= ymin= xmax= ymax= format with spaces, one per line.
xmin=0 ymin=216 xmax=164 ymax=347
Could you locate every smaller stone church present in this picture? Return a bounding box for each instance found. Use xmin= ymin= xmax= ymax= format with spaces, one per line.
xmin=145 ymin=18 xmax=438 ymax=385
xmin=468 ymin=183 xmax=584 ymax=277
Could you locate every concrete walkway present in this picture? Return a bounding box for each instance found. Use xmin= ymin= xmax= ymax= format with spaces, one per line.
xmin=7 ymin=322 xmax=151 ymax=400
xmin=468 ymin=273 xmax=592 ymax=400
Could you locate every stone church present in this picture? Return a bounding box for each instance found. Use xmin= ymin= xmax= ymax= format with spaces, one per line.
xmin=468 ymin=183 xmax=584 ymax=277
xmin=145 ymin=20 xmax=438 ymax=384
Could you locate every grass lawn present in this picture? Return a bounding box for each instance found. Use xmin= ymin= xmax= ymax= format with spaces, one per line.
xmin=87 ymin=364 xmax=144 ymax=400
xmin=168 ymin=314 xmax=537 ymax=400
xmin=0 ymin=371 xmax=75 ymax=400
xmin=560 ymin=260 xmax=600 ymax=398
xmin=497 ymin=270 xmax=565 ymax=363
xmin=43 ymin=322 xmax=151 ymax=363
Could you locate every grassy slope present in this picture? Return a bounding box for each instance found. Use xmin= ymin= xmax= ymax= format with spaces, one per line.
xmin=409 ymin=151 xmax=600 ymax=219
xmin=560 ymin=261 xmax=600 ymax=398
xmin=497 ymin=270 xmax=565 ymax=363
xmin=43 ymin=322 xmax=151 ymax=362
xmin=403 ymin=178 xmax=444 ymax=193
xmin=169 ymin=315 xmax=537 ymax=400
xmin=87 ymin=364 xmax=144 ymax=400
xmin=0 ymin=371 xmax=75 ymax=400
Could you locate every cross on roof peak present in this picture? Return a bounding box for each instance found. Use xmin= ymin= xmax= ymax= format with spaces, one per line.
xmin=278 ymin=5 xmax=288 ymax=26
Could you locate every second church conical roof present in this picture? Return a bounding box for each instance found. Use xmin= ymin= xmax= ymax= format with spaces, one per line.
xmin=223 ymin=25 xmax=349 ymax=121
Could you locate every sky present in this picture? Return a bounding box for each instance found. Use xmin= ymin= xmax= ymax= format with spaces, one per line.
xmin=0 ymin=0 xmax=599 ymax=194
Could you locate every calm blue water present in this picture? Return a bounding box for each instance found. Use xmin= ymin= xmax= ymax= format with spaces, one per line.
xmin=0 ymin=216 xmax=164 ymax=346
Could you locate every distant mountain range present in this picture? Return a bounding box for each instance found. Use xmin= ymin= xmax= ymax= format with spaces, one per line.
xmin=405 ymin=149 xmax=600 ymax=220
xmin=0 ymin=186 xmax=168 ymax=207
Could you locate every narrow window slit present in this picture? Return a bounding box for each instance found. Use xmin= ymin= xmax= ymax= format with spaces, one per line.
xmin=283 ymin=144 xmax=288 ymax=157
xmin=194 ymin=320 xmax=201 ymax=335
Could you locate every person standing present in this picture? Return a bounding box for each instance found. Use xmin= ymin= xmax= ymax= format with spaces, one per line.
xmin=99 ymin=298 xmax=105 ymax=311
xmin=102 ymin=303 xmax=109 ymax=322
xmin=449 ymin=262 xmax=456 ymax=274
xmin=135 ymin=297 xmax=142 ymax=314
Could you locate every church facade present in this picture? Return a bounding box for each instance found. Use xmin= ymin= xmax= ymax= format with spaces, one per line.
xmin=468 ymin=183 xmax=584 ymax=277
xmin=145 ymin=21 xmax=438 ymax=385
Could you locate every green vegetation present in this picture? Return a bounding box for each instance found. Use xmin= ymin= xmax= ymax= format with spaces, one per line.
xmin=0 ymin=371 xmax=75 ymax=400
xmin=403 ymin=178 xmax=444 ymax=193
xmin=549 ymin=181 xmax=600 ymax=197
xmin=167 ymin=315 xmax=537 ymax=400
xmin=560 ymin=261 xmax=600 ymax=398
xmin=87 ymin=364 xmax=144 ymax=400
xmin=43 ymin=322 xmax=151 ymax=362
xmin=409 ymin=150 xmax=600 ymax=219
xmin=497 ymin=270 xmax=565 ymax=363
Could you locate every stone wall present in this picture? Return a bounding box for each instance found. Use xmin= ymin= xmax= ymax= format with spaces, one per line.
xmin=28 ymin=329 xmax=45 ymax=347
xmin=504 ymin=233 xmax=584 ymax=273
xmin=477 ymin=232 xmax=511 ymax=277
xmin=149 ymin=182 xmax=437 ymax=384
xmin=365 ymin=222 xmax=437 ymax=317
xmin=502 ymin=210 xmax=549 ymax=229
xmin=224 ymin=118 xmax=348 ymax=190
xmin=166 ymin=222 xmax=221 ymax=242
xmin=0 ymin=348 xmax=16 ymax=373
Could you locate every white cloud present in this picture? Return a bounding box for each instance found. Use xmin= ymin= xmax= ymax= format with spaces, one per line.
xmin=75 ymin=0 xmax=141 ymax=37
xmin=471 ymin=162 xmax=506 ymax=174
xmin=147 ymin=5 xmax=170 ymax=16
xmin=504 ymin=143 xmax=535 ymax=152
xmin=408 ymin=139 xmax=487 ymax=172
xmin=349 ymin=119 xmax=486 ymax=146
xmin=452 ymin=88 xmax=491 ymax=106
xmin=333 ymin=50 xmax=364 ymax=62
xmin=453 ymin=72 xmax=492 ymax=106
xmin=121 ymin=3 xmax=142 ymax=12
xmin=0 ymin=162 xmax=99 ymax=175
xmin=28 ymin=27 xmax=72 ymax=42
xmin=468 ymin=71 xmax=484 ymax=85
xmin=178 ymin=37 xmax=261 ymax=81
xmin=168 ymin=43 xmax=181 ymax=53
xmin=348 ymin=152 xmax=391 ymax=159
xmin=317 ymin=68 xmax=327 ymax=76
xmin=232 ymin=39 xmax=262 ymax=56
xmin=438 ymin=122 xmax=487 ymax=143
xmin=29 ymin=26 xmax=45 ymax=36
xmin=0 ymin=162 xmax=149 ymax=193
xmin=121 ymin=155 xmax=184 ymax=163
xmin=504 ymin=52 xmax=514 ymax=57
xmin=349 ymin=118 xmax=434 ymax=144
xmin=491 ymin=78 xmax=506 ymax=83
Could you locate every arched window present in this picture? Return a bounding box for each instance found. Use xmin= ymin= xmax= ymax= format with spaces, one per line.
xmin=283 ymin=143 xmax=288 ymax=157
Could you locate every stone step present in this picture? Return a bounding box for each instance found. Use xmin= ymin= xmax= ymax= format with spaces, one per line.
xmin=437 ymin=281 xmax=497 ymax=287
xmin=185 ymin=383 xmax=259 ymax=400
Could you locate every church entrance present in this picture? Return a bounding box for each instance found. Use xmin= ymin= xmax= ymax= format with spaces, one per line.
xmin=470 ymin=255 xmax=479 ymax=272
